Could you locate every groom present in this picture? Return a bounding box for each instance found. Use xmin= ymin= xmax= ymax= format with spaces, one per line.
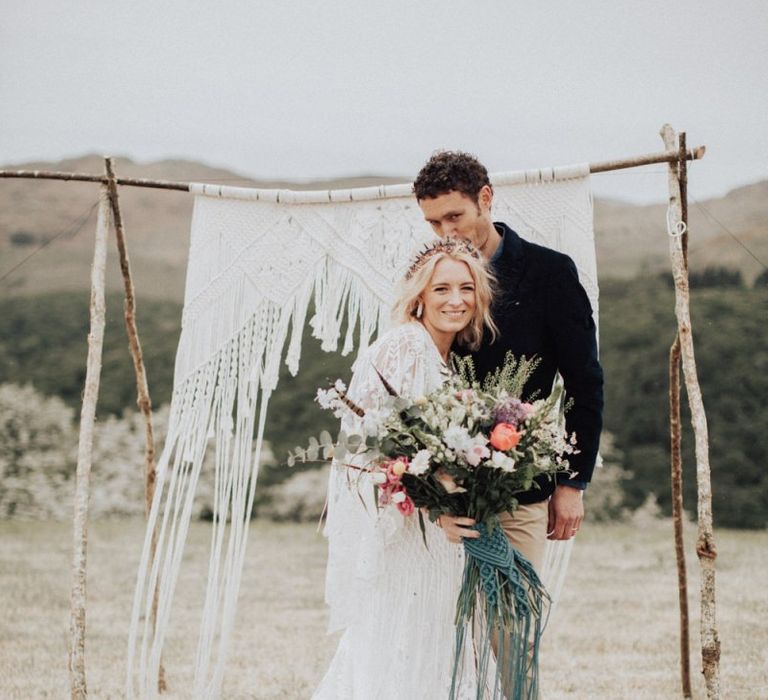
xmin=413 ymin=151 xmax=604 ymax=572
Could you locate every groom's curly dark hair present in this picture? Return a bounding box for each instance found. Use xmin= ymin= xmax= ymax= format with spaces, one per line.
xmin=413 ymin=150 xmax=492 ymax=203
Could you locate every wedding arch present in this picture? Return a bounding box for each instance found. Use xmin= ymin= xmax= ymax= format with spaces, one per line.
xmin=0 ymin=125 xmax=716 ymax=699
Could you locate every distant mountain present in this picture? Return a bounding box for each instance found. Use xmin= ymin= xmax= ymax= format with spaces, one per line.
xmin=594 ymin=180 xmax=768 ymax=281
xmin=1 ymin=155 xmax=766 ymax=301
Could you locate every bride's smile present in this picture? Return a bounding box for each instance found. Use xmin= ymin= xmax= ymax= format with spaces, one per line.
xmin=419 ymin=256 xmax=477 ymax=360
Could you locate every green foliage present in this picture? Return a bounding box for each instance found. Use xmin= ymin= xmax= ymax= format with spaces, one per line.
xmin=754 ymin=268 xmax=768 ymax=288
xmin=3 ymin=280 xmax=766 ymax=527
xmin=260 ymin=324 xmax=355 ymax=486
xmin=9 ymin=231 xmax=38 ymax=247
xmin=0 ymin=291 xmax=181 ymax=416
xmin=454 ymin=351 xmax=541 ymax=399
xmin=287 ymin=429 xmax=335 ymax=467
xmin=599 ymin=276 xmax=768 ymax=528
xmin=688 ymin=266 xmax=744 ymax=289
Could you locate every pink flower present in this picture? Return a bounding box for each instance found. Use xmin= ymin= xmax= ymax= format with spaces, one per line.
xmin=385 ymin=458 xmax=408 ymax=483
xmin=521 ymin=402 xmax=535 ymax=418
xmin=396 ymin=494 xmax=415 ymax=516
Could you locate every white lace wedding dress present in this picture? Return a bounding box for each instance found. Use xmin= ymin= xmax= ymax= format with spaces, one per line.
xmin=313 ymin=321 xmax=479 ymax=700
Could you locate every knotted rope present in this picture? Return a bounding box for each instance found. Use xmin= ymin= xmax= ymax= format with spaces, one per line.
xmin=451 ymin=523 xmax=550 ymax=700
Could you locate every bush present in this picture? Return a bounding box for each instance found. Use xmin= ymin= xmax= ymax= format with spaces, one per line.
xmin=9 ymin=231 xmax=38 ymax=246
xmin=0 ymin=383 xmax=279 ymax=520
xmin=257 ymin=465 xmax=329 ymax=522
xmin=0 ymin=384 xmax=76 ymax=518
xmin=754 ymin=268 xmax=768 ymax=288
xmin=688 ymin=266 xmax=744 ymax=288
xmin=584 ymin=432 xmax=631 ymax=523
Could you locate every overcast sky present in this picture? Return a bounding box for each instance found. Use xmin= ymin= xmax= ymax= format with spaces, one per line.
xmin=2 ymin=1 xmax=766 ymax=203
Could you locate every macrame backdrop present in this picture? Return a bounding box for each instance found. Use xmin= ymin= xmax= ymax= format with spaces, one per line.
xmin=126 ymin=165 xmax=598 ymax=698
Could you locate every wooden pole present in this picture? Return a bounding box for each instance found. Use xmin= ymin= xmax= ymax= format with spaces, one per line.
xmin=669 ymin=336 xmax=690 ymax=697
xmin=0 ymin=144 xmax=706 ymax=191
xmin=103 ymin=158 xmax=167 ymax=693
xmin=588 ymin=145 xmax=705 ymax=173
xmin=68 ymin=186 xmax=111 ymax=699
xmin=0 ymin=169 xmax=190 ymax=191
xmin=661 ymin=123 xmax=720 ymax=698
xmin=669 ymin=130 xmax=692 ymax=698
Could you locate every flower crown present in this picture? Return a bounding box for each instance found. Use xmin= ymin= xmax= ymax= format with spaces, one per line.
xmin=405 ymin=237 xmax=480 ymax=280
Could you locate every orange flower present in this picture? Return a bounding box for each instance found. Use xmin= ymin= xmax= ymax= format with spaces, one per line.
xmin=489 ymin=422 xmax=522 ymax=451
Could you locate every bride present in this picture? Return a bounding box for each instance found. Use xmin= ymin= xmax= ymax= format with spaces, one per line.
xmin=313 ymin=237 xmax=498 ymax=699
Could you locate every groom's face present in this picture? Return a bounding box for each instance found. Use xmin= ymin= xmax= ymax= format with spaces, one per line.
xmin=418 ymin=186 xmax=494 ymax=251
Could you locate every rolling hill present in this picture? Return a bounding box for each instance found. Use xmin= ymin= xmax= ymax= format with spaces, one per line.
xmin=1 ymin=155 xmax=765 ymax=302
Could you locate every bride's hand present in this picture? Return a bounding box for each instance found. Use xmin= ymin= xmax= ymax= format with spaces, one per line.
xmin=437 ymin=514 xmax=481 ymax=544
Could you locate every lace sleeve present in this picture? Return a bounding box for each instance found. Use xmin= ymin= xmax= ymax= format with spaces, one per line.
xmin=322 ymin=323 xmax=435 ymax=632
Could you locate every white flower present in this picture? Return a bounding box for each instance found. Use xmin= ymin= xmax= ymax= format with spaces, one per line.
xmin=460 ymin=434 xmax=489 ymax=467
xmin=465 ymin=442 xmax=490 ymax=467
xmin=410 ymin=449 xmax=431 ymax=476
xmin=316 ymin=387 xmax=336 ymax=409
xmin=449 ymin=405 xmax=467 ymax=425
xmin=372 ymin=471 xmax=387 ymax=485
xmin=444 ymin=425 xmax=473 ymax=453
xmin=392 ymin=491 xmax=406 ymax=504
xmin=362 ymin=408 xmax=388 ymax=437
xmin=490 ymin=450 xmax=517 ymax=473
xmin=334 ymin=379 xmax=347 ymax=393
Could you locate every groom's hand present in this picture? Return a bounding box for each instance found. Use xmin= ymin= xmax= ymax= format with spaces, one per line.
xmin=547 ymin=485 xmax=584 ymax=540
xmin=437 ymin=514 xmax=481 ymax=544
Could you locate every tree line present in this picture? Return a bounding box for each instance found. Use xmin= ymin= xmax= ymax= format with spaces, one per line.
xmin=1 ymin=272 xmax=765 ymax=528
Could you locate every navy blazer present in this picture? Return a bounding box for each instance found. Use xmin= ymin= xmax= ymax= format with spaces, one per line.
xmin=468 ymin=223 xmax=604 ymax=504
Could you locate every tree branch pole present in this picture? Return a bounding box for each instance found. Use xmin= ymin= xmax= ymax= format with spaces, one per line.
xmin=68 ymin=186 xmax=111 ymax=699
xmin=0 ymin=145 xmax=706 ymax=191
xmin=669 ymin=130 xmax=691 ymax=698
xmin=661 ymin=123 xmax=720 ymax=698
xmin=103 ymin=158 xmax=167 ymax=693
xmin=669 ymin=337 xmax=690 ymax=697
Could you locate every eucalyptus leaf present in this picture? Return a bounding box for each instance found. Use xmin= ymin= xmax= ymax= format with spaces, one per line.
xmin=346 ymin=434 xmax=362 ymax=450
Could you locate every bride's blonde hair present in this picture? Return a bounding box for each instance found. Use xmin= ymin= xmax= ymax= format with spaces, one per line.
xmin=391 ymin=239 xmax=497 ymax=351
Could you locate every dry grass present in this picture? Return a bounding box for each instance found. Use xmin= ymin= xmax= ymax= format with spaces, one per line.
xmin=0 ymin=518 xmax=765 ymax=699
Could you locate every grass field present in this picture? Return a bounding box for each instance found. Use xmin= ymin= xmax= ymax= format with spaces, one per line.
xmin=0 ymin=518 xmax=765 ymax=699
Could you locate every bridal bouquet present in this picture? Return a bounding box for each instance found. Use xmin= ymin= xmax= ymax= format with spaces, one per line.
xmin=293 ymin=352 xmax=576 ymax=699
xmin=296 ymin=352 xmax=575 ymax=532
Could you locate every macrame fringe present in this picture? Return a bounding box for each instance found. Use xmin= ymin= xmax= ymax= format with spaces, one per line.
xmin=450 ymin=524 xmax=549 ymax=700
xmin=126 ymin=256 xmax=386 ymax=697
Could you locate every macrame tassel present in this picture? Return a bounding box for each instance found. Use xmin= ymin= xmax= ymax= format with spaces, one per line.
xmin=450 ymin=523 xmax=549 ymax=700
